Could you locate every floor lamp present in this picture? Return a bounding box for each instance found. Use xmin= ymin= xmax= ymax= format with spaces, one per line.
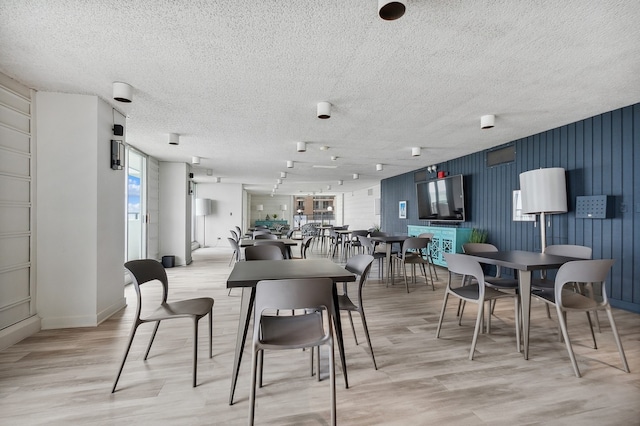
xmin=196 ymin=198 xmax=212 ymax=248
xmin=519 ymin=167 xmax=568 ymax=253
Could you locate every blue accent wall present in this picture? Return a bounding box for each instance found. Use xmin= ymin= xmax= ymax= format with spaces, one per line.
xmin=381 ymin=103 xmax=640 ymax=313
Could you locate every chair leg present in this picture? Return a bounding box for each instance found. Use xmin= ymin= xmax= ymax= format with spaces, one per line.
xmin=192 ymin=317 xmax=198 ymax=387
xmin=209 ymin=309 xmax=213 ymax=359
xmin=144 ymin=321 xmax=161 ymax=360
xmin=316 ymin=346 xmax=321 ymax=382
xmin=347 ymin=311 xmax=358 ymax=345
xmin=514 ymin=296 xmax=521 ymax=353
xmin=359 ymin=309 xmax=377 ymax=370
xmin=249 ymin=348 xmax=259 ymax=426
xmin=329 ymin=342 xmax=336 ymax=426
xmin=469 ymin=301 xmax=484 ymax=360
xmin=111 ymin=321 xmax=140 ymax=393
xmin=402 ymin=262 xmax=409 ymax=293
xmin=605 ymin=307 xmax=630 ymax=373
xmin=458 ymin=301 xmax=466 ymax=326
xmin=586 ymin=311 xmax=597 ymax=349
xmin=258 ymin=350 xmax=264 ymax=388
xmin=556 ymin=305 xmax=581 ymax=377
xmin=436 ymin=293 xmax=450 ymax=338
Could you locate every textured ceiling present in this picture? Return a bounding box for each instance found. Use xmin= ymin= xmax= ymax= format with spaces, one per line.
xmin=1 ymin=1 xmax=639 ymax=195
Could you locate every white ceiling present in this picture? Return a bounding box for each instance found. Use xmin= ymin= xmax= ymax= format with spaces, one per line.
xmin=1 ymin=1 xmax=639 ymax=195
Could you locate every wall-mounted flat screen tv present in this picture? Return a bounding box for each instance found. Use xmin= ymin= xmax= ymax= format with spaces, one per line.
xmin=416 ymin=174 xmax=466 ymax=222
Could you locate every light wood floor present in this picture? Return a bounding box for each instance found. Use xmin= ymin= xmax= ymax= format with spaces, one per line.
xmin=1 ymin=244 xmax=639 ymax=425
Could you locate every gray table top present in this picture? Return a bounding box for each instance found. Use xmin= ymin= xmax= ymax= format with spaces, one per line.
xmin=240 ymin=238 xmax=299 ymax=247
xmin=227 ymin=259 xmax=356 ymax=288
xmin=466 ymin=250 xmax=582 ymax=271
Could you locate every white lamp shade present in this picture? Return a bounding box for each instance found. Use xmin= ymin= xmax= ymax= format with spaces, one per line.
xmin=281 ymin=204 xmax=287 ymax=211
xmin=257 ymin=204 xmax=264 ymax=211
xmin=519 ymin=168 xmax=568 ymax=214
xmin=195 ymin=198 xmax=212 ymax=216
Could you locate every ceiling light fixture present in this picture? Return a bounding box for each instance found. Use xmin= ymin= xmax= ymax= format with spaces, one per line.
xmin=378 ymin=0 xmax=406 ymax=21
xmin=481 ymin=114 xmax=495 ymax=129
xmin=274 ymin=184 xmax=278 ymax=189
xmin=287 ymin=160 xmax=294 ymax=168
xmin=112 ymin=82 xmax=133 ymax=103
xmin=376 ymin=163 xmax=383 ymax=171
xmin=206 ymin=169 xmax=213 ymax=176
xmin=168 ymin=133 xmax=180 ymax=145
xmin=327 ymin=185 xmax=332 ymax=190
xmin=427 ymin=165 xmax=438 ymax=173
xmin=411 ymin=147 xmax=421 ymax=156
xmin=280 ymin=171 xmax=287 ymax=178
xmin=215 ymin=177 xmax=220 ymax=183
xmin=277 ymin=178 xmax=282 ymax=184
xmin=353 ymin=173 xmax=359 ymax=180
xmin=297 ymin=141 xmax=306 ymax=152
xmin=317 ymin=101 xmax=331 ymax=119
xmin=338 ymin=180 xmax=343 ymax=185
xmin=320 ymin=145 xmax=329 ymax=151
xmin=331 ymin=156 xmax=338 ymax=161
xmin=192 ymin=156 xmax=200 ymax=164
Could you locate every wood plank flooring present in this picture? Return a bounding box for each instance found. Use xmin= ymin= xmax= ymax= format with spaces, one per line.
xmin=1 ymin=244 xmax=639 ymax=425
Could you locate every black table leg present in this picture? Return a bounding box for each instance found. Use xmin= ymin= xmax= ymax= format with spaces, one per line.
xmin=332 ymin=284 xmax=349 ymax=389
xmin=229 ymin=287 xmax=255 ymax=405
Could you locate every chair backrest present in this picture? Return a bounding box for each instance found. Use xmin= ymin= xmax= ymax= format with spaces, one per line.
xmin=254 ymin=233 xmax=278 ymax=240
xmin=230 ymin=229 xmax=239 ymax=242
xmin=349 ymin=230 xmax=368 ymax=241
xmin=228 ymin=237 xmax=241 ymax=262
xmin=254 ymin=278 xmax=334 ymax=315
xmin=555 ymin=259 xmax=615 ymax=307
xmin=300 ymin=236 xmax=313 ymax=258
xmin=444 ymin=253 xmax=486 ymax=294
xmin=254 ymin=225 xmax=269 ymax=229
xmin=544 ymin=244 xmax=592 ymax=259
xmin=369 ymin=231 xmax=388 ymax=238
xmin=301 ymin=223 xmax=318 ymax=237
xmin=245 ymin=244 xmax=285 ymax=261
xmin=417 ymin=232 xmax=434 ymax=240
xmin=463 ymin=243 xmax=498 ymax=254
xmin=400 ymin=237 xmax=429 ymax=258
xmin=357 ymin=235 xmax=375 ymax=253
xmin=253 ymin=230 xmax=271 ymax=237
xmin=286 ymin=229 xmax=295 ymax=239
xmin=253 ymin=240 xmax=288 ymax=259
xmin=124 ymin=259 xmax=169 ymax=314
xmin=235 ymin=226 xmax=243 ymax=237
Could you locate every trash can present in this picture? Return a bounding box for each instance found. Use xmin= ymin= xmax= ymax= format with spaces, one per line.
xmin=161 ymin=255 xmax=175 ymax=268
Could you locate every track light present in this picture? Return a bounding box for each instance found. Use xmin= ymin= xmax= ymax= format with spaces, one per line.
xmin=112 ymin=82 xmax=133 ymax=103
xmin=317 ymin=101 xmax=331 ymax=119
xmin=481 ymin=114 xmax=495 ymax=129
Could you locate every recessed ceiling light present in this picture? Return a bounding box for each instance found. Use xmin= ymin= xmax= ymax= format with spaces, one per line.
xmin=313 ymin=165 xmax=338 ymax=169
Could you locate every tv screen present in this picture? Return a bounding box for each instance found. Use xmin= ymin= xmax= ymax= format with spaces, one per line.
xmin=416 ymin=174 xmax=466 ymax=222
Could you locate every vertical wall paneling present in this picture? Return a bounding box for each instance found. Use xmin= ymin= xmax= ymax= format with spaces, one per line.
xmin=147 ymin=157 xmax=160 ymax=261
xmin=381 ymin=103 xmax=639 ymax=313
xmin=0 ymin=75 xmax=33 ymax=331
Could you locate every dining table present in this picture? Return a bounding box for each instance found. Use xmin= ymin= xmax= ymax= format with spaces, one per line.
xmin=465 ymin=250 xmax=583 ymax=360
xmin=370 ymin=235 xmax=409 ymax=285
xmin=226 ymin=258 xmax=356 ymax=405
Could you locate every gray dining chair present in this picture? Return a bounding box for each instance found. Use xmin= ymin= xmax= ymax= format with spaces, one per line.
xmin=337 ymin=254 xmax=377 ymax=369
xmin=254 ymin=233 xmax=278 ymax=240
xmin=531 ymin=259 xmax=629 ymax=377
xmin=249 ymin=278 xmax=336 ymax=426
xmin=245 ymin=244 xmax=285 ymax=261
xmin=437 ymin=253 xmax=520 ymax=360
xmin=112 ymin=259 xmax=214 ymax=392
xmin=393 ymin=237 xmax=434 ymax=292
xmin=253 ymin=240 xmax=289 ymax=259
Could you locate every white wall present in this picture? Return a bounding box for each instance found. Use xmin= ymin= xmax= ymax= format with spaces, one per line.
xmin=195 ymin=182 xmax=244 ymax=247
xmin=341 ymin=184 xmax=381 ymax=231
xmin=35 ymin=92 xmax=126 ymax=329
xmin=159 ymin=162 xmax=192 ymax=265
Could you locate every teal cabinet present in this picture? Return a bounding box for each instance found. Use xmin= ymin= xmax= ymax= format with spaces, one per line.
xmin=407 ymin=225 xmax=472 ymax=267
xmin=255 ymin=220 xmax=288 ymax=228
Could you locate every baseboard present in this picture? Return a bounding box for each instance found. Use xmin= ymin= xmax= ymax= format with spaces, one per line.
xmin=0 ymin=316 xmax=41 ymax=351
xmin=40 ymin=297 xmax=126 ymax=330
xmin=97 ymin=297 xmax=127 ymax=325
